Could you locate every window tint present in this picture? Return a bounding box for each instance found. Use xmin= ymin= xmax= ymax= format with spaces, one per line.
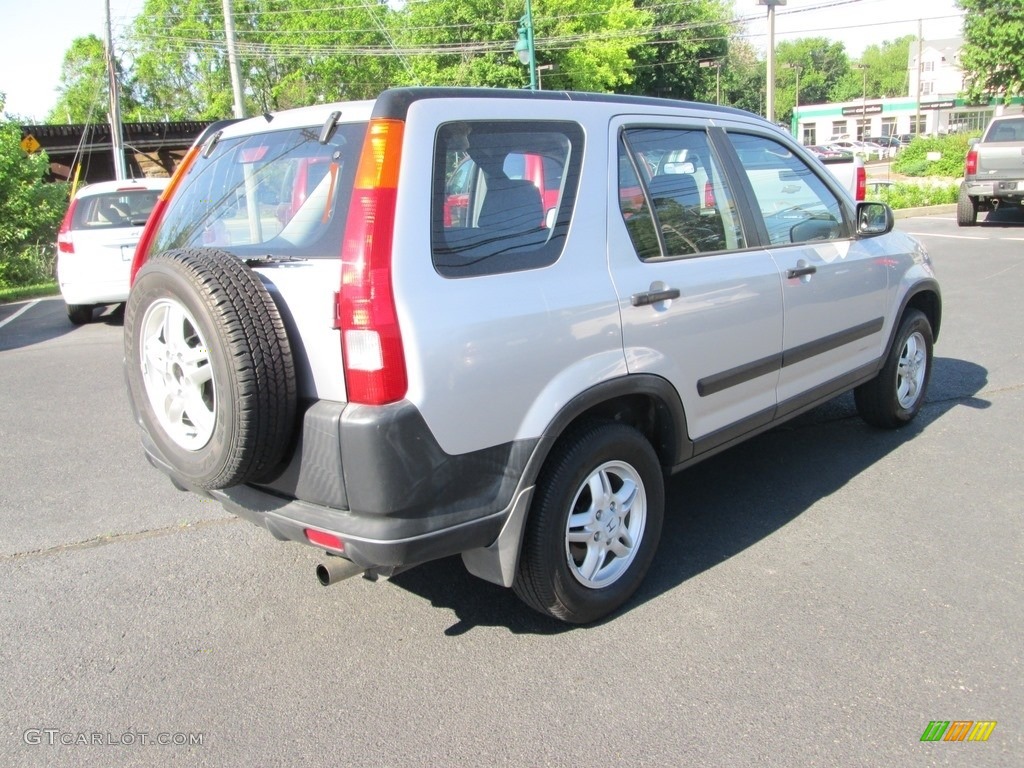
xmin=432 ymin=121 xmax=583 ymax=277
xmin=151 ymin=123 xmax=365 ymax=259
xmin=618 ymin=127 xmax=745 ymax=259
xmin=729 ymin=132 xmax=846 ymax=246
xmin=72 ymin=189 xmax=162 ymax=230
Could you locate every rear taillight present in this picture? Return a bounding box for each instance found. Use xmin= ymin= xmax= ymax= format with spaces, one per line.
xmin=965 ymin=149 xmax=978 ymax=176
xmin=130 ymin=144 xmax=201 ymax=284
xmin=704 ymin=180 xmax=716 ymax=208
xmin=57 ymin=198 xmax=78 ymax=254
xmin=855 ymin=165 xmax=866 ymax=202
xmin=337 ymin=119 xmax=407 ymax=406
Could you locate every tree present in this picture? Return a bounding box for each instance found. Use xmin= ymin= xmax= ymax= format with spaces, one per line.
xmin=625 ymin=0 xmax=731 ymax=101
xmin=774 ymin=38 xmax=852 ymax=124
xmin=47 ymin=35 xmax=143 ymax=125
xmin=957 ymin=0 xmax=1024 ymax=102
xmin=392 ymin=0 xmax=649 ymax=93
xmin=0 ymin=98 xmax=69 ymax=288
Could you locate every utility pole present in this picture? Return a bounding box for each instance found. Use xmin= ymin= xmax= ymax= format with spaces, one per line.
xmin=759 ymin=0 xmax=786 ymax=123
xmin=699 ymin=60 xmax=722 ymax=105
xmin=104 ymin=0 xmax=127 ymax=180
xmin=223 ymin=0 xmax=247 ymax=118
xmin=915 ymin=19 xmax=923 ymax=138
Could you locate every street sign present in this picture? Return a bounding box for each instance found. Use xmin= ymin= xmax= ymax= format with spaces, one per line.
xmin=20 ymin=134 xmax=41 ymax=154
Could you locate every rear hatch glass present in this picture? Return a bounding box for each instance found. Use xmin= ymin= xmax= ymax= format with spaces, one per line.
xmin=74 ymin=189 xmax=163 ymax=229
xmin=150 ymin=122 xmax=366 ymax=259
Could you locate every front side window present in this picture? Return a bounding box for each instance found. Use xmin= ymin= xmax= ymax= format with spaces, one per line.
xmin=618 ymin=127 xmax=745 ymax=259
xmin=728 ymin=132 xmax=846 ymax=246
xmin=431 ymin=121 xmax=583 ymax=277
xmin=151 ymin=122 xmax=365 ymax=259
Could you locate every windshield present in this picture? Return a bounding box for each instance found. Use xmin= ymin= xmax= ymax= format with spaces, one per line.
xmin=150 ymin=122 xmax=366 ymax=259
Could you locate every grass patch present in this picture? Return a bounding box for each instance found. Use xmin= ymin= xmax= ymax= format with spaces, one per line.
xmin=0 ymin=282 xmax=60 ymax=304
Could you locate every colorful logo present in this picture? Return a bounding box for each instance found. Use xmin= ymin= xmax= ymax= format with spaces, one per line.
xmin=920 ymin=721 xmax=997 ymax=742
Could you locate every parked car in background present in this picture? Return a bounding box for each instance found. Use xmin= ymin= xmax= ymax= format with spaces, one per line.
xmin=806 ymin=145 xmax=853 ymax=160
xmin=865 ymin=136 xmax=903 ymax=156
xmin=56 ymin=177 xmax=170 ymax=324
xmin=827 ymin=139 xmax=885 ymax=161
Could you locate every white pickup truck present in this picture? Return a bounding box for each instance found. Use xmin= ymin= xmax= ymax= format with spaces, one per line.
xmin=817 ymin=153 xmax=866 ymax=202
xmin=959 ymin=115 xmax=1024 ymax=226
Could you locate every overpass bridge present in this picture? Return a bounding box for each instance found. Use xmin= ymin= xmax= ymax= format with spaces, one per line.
xmin=19 ymin=121 xmax=213 ymax=184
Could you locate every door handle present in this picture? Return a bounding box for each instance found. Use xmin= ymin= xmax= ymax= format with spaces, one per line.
xmin=631 ymin=288 xmax=681 ymax=306
xmin=786 ymin=265 xmax=817 ymax=279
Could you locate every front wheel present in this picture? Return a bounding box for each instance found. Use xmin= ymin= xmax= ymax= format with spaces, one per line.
xmin=514 ymin=421 xmax=664 ymax=624
xmin=855 ymin=309 xmax=933 ymax=429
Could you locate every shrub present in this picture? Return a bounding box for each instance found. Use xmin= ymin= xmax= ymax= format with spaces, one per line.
xmin=0 ymin=118 xmax=69 ymax=289
xmin=869 ymin=182 xmax=959 ymax=209
xmin=893 ymin=133 xmax=976 ymax=178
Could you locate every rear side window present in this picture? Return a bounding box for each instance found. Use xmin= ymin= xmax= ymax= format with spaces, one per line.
xmin=431 ymin=121 xmax=584 ymax=278
xmin=618 ymin=127 xmax=746 ymax=259
xmin=72 ymin=189 xmax=162 ymax=229
xmin=150 ymin=123 xmax=365 ymax=259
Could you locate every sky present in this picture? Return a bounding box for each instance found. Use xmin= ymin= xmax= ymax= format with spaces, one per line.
xmin=1 ymin=0 xmax=966 ymax=123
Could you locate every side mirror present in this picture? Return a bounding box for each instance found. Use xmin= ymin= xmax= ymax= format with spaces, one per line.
xmin=856 ymin=201 xmax=894 ymax=236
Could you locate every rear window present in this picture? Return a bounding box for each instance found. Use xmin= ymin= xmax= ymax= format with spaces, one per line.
xmin=431 ymin=120 xmax=584 ymax=278
xmin=72 ymin=189 xmax=163 ymax=230
xmin=985 ymin=118 xmax=1024 ymax=142
xmin=149 ymin=122 xmax=365 ymax=259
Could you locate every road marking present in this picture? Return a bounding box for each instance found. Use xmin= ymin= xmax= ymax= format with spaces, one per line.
xmin=0 ymin=299 xmax=40 ymax=330
xmin=904 ymin=232 xmax=986 ymax=240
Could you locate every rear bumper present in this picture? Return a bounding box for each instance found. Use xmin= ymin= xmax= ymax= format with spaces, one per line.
xmin=964 ymin=178 xmax=1024 ymax=202
xmin=136 ymin=398 xmax=536 ymax=569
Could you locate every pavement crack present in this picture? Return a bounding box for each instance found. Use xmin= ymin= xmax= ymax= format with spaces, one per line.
xmin=2 ymin=516 xmax=240 ymax=562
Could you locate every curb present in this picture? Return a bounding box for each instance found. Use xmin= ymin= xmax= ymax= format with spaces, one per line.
xmin=893 ymin=204 xmax=957 ymax=220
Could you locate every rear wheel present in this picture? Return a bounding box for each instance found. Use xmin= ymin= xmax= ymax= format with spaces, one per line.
xmin=956 ymin=184 xmax=977 ymax=227
xmin=514 ymin=421 xmax=664 ymax=624
xmin=66 ymin=304 xmax=94 ymax=325
xmin=124 ymin=248 xmax=296 ymax=490
xmin=855 ymin=309 xmax=933 ymax=429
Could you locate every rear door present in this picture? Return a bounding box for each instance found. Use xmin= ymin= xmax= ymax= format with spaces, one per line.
xmin=608 ymin=117 xmax=784 ymax=450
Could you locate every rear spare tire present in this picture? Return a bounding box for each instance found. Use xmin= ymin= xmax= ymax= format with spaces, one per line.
xmin=124 ymin=248 xmax=296 ymax=490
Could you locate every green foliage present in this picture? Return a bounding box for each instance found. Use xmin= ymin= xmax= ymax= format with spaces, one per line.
xmin=892 ymin=133 xmax=974 ymax=178
xmin=958 ymin=0 xmax=1024 ymax=103
xmin=625 ymin=0 xmax=730 ymax=101
xmin=47 ymin=35 xmax=142 ymax=124
xmin=0 ymin=120 xmax=68 ymax=289
xmin=0 ymin=283 xmax=59 ymax=304
xmin=830 ymin=36 xmax=914 ymax=103
xmin=775 ymin=38 xmax=853 ymax=123
xmin=870 ymin=182 xmax=959 ymax=208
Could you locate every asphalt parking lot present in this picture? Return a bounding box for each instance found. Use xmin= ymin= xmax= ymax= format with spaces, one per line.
xmin=1 ymin=211 xmax=1021 ymax=767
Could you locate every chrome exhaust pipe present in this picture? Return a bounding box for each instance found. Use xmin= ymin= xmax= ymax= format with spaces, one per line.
xmin=316 ymin=557 xmax=365 ymax=586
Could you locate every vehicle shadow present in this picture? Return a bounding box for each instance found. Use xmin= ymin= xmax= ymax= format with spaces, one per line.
xmin=0 ymin=299 xmax=123 ymax=353
xmin=389 ymin=356 xmax=989 ymax=635
xmin=979 ymin=206 xmax=1024 ymax=226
